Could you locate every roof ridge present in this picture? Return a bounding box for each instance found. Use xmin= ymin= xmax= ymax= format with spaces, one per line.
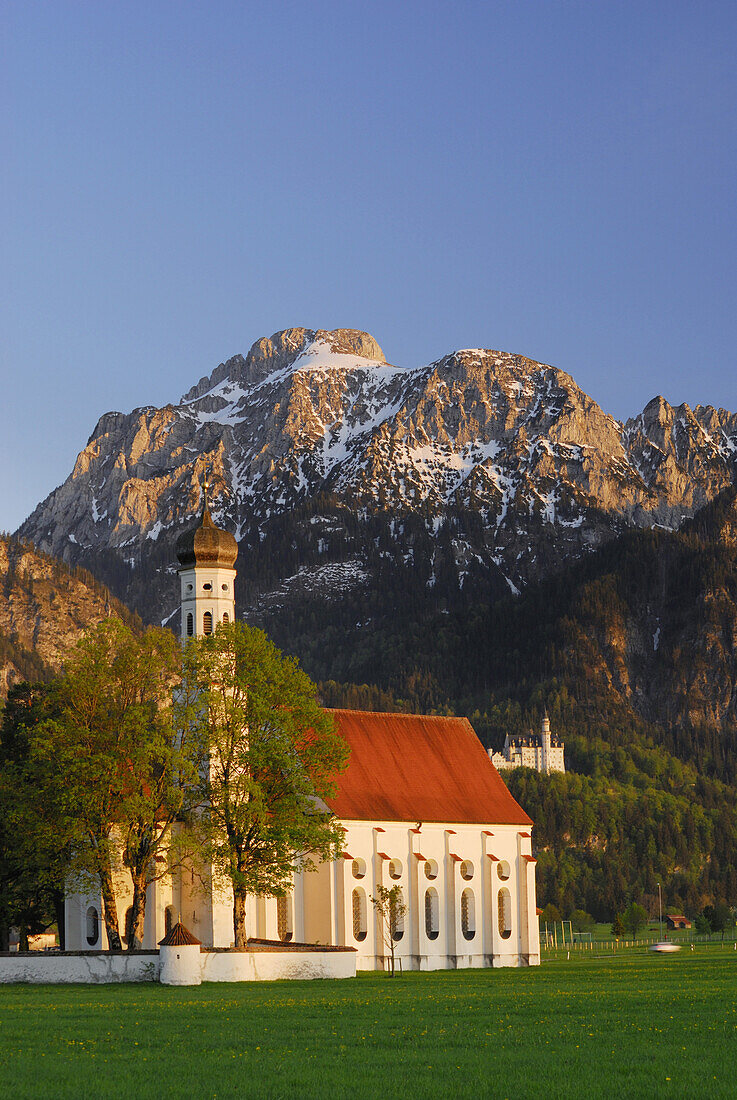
xmin=324 ymin=707 xmax=471 ymax=722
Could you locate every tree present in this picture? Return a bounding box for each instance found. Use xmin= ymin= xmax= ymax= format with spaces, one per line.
xmin=622 ymin=902 xmax=648 ymax=939
xmin=541 ymin=903 xmax=562 ymax=923
xmin=182 ymin=621 xmax=349 ymax=948
xmin=371 ymin=884 xmax=408 ymax=976
xmin=0 ymin=683 xmax=71 ymax=950
xmin=35 ymin=619 xmax=198 ymax=951
xmin=611 ymin=912 xmax=625 ymax=940
xmin=695 ymin=913 xmax=711 ymax=936
xmin=703 ymin=903 xmax=731 ymax=942
xmin=572 ymin=909 xmax=595 ymax=934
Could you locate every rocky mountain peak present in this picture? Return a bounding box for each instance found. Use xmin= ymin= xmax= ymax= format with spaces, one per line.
xmin=16 ymin=331 xmax=737 ymax=630
xmin=181 ymin=328 xmax=387 ymax=404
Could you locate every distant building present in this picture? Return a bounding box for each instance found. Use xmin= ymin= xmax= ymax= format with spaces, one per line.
xmin=490 ymin=713 xmax=565 ymax=775
xmin=666 ymin=915 xmax=692 ymax=930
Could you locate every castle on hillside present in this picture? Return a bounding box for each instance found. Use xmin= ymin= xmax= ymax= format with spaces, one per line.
xmin=490 ymin=714 xmax=565 ymax=774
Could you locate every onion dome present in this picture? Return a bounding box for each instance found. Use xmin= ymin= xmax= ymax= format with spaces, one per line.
xmin=176 ymin=506 xmax=238 ymax=569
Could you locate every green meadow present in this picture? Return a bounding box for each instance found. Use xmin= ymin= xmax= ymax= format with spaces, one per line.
xmin=0 ymin=948 xmax=735 ymax=1099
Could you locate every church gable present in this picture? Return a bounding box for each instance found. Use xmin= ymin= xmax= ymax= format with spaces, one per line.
xmin=325 ymin=709 xmax=532 ymax=826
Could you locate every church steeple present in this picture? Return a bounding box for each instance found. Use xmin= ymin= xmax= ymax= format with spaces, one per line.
xmin=176 ymin=472 xmax=237 ymax=640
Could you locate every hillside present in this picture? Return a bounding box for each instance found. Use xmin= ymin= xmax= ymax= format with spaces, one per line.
xmin=320 ymin=486 xmax=737 ymax=917
xmin=17 ymin=328 xmax=737 ymax=633
xmin=0 ymin=535 xmax=137 ymax=698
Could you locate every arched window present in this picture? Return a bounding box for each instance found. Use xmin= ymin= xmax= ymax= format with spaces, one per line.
xmin=498 ymin=888 xmax=512 ymax=939
xmin=85 ymin=906 xmax=99 ymax=947
xmin=203 ymin=611 xmax=213 ymax=635
xmin=460 ymin=860 xmax=474 ymax=880
xmin=277 ymin=895 xmax=293 ymax=942
xmin=352 ymin=888 xmax=367 ymax=941
xmin=461 ymin=888 xmax=475 ymax=940
xmin=222 ymin=612 xmax=229 ymax=624
xmin=164 ymin=905 xmax=176 ymax=937
xmin=425 ymin=888 xmax=439 ymax=940
xmin=392 ymin=888 xmax=405 ymax=941
xmin=123 ymin=906 xmax=134 ymax=946
xmin=186 ymin=612 xmax=194 ymax=637
xmin=424 ymin=859 xmax=438 ymax=880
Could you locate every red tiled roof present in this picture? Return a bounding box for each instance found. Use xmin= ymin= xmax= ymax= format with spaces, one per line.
xmin=325 ymin=710 xmax=533 ymax=826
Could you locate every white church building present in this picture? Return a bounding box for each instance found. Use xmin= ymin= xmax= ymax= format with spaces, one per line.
xmin=65 ymin=502 xmax=540 ymax=969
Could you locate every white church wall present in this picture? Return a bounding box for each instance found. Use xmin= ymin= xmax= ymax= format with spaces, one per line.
xmin=336 ymin=819 xmax=538 ymax=970
xmin=65 ymin=818 xmax=539 ymax=968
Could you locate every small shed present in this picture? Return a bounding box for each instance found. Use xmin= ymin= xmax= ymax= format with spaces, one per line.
xmin=666 ymin=915 xmax=692 ymax=930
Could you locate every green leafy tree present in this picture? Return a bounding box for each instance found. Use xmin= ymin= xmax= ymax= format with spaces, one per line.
xmin=622 ymin=902 xmax=648 ymax=939
xmin=611 ymin=913 xmax=625 ymax=939
xmin=0 ymin=683 xmax=72 ymax=950
xmin=541 ymin=903 xmax=562 ymax=923
xmin=371 ymin=884 xmax=408 ymax=976
xmin=182 ymin=621 xmax=349 ymax=948
xmin=36 ymin=619 xmax=201 ymax=951
xmin=571 ymin=909 xmax=595 ymax=933
xmin=703 ymin=903 xmax=731 ymax=942
xmin=695 ymin=913 xmax=711 ymax=936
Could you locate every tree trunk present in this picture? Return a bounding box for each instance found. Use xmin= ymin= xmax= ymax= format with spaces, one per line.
xmin=0 ymin=919 xmax=9 ymax=953
xmin=53 ymin=889 xmax=66 ymax=951
xmin=20 ymin=925 xmax=29 ymax=952
xmin=99 ymin=861 xmax=122 ymax=951
xmin=127 ymin=872 xmax=148 ymax=952
xmin=233 ymin=888 xmax=248 ymax=948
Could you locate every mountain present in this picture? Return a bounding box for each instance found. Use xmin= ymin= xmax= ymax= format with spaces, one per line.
xmin=0 ymin=535 xmax=137 ymax=698
xmin=18 ymin=328 xmax=737 ymax=634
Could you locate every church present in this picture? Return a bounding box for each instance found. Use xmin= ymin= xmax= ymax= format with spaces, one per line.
xmin=65 ymin=503 xmax=540 ymax=969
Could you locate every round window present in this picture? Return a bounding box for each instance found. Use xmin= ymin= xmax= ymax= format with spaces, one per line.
xmin=203 ymin=582 xmax=212 ymax=591
xmin=460 ymin=860 xmax=474 ymax=880
xmin=424 ymin=859 xmax=438 ymax=880
xmin=186 ymin=583 xmax=193 ymax=592
xmin=222 ymin=583 xmax=229 ymax=591
xmin=352 ymin=858 xmax=366 ymax=879
xmin=388 ymin=859 xmax=403 ymax=880
xmin=497 ymin=860 xmax=511 ymax=881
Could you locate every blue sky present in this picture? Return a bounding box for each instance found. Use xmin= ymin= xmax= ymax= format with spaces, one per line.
xmin=2 ymin=1 xmax=736 ymax=531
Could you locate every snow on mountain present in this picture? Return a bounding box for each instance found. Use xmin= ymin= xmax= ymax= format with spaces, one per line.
xmin=17 ymin=328 xmax=737 ymax=626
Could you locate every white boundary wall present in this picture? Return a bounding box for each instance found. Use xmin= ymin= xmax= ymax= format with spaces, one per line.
xmin=0 ymin=953 xmax=159 ymax=984
xmin=0 ymin=948 xmax=355 ymax=985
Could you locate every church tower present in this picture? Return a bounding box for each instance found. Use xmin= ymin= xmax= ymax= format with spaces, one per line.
xmin=175 ymin=478 xmax=238 ymax=640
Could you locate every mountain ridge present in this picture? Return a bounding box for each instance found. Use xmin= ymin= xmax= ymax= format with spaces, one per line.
xmin=17 ymin=328 xmax=737 ymax=631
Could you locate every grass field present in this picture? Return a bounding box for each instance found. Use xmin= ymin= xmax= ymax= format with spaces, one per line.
xmin=0 ymin=947 xmax=735 ymax=1099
